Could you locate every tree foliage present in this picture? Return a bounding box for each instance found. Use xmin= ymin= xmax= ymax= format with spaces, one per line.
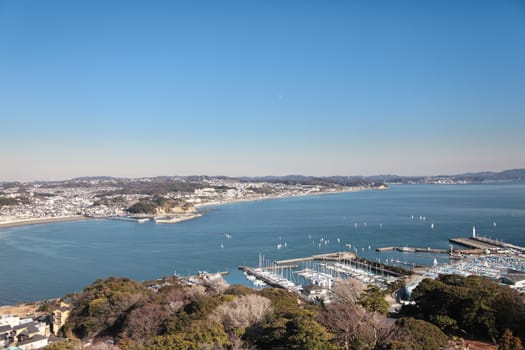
xmin=59 ymin=274 xmax=524 ymax=350
xmin=43 ymin=339 xmax=83 ymax=350
xmin=358 ymin=285 xmax=390 ymax=315
xmin=406 ymin=275 xmax=525 ymax=341
xmin=392 ymin=318 xmax=449 ymax=350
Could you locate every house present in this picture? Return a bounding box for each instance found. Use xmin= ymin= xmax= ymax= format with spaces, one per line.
xmin=0 ymin=324 xmax=12 ymax=340
xmin=0 ymin=315 xmax=20 ymax=328
xmin=18 ymin=334 xmax=48 ymax=350
xmin=51 ymin=302 xmax=71 ymax=335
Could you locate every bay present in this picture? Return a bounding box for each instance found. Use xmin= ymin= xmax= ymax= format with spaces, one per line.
xmin=1 ymin=183 xmax=524 ymax=305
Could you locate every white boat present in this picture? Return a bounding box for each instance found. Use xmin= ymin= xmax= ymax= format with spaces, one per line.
xmin=224 ymin=233 xmax=232 ymax=239
xmin=137 ymin=218 xmax=150 ymax=223
xmin=253 ymin=279 xmax=267 ymax=287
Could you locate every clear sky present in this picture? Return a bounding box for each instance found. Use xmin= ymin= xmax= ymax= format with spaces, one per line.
xmin=1 ymin=0 xmax=524 ymax=181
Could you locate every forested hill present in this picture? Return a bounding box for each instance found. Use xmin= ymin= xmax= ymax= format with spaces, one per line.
xmin=44 ymin=274 xmax=524 ymax=350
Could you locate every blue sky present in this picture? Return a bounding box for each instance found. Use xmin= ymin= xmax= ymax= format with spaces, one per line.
xmin=1 ymin=0 xmax=524 ymax=181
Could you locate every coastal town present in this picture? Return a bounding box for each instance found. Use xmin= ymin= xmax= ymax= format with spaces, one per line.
xmin=0 ymin=176 xmax=384 ymax=227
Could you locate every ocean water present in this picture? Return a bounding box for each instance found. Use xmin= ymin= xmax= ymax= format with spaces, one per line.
xmin=0 ymin=183 xmax=524 ymax=305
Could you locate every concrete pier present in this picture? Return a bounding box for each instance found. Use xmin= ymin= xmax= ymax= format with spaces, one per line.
xmin=275 ymin=252 xmax=356 ymax=265
xmin=449 ymin=237 xmax=498 ymax=250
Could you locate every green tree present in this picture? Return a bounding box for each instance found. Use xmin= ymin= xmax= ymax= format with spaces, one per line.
xmin=43 ymin=339 xmax=82 ymax=350
xmin=358 ymin=285 xmax=390 ymax=315
xmin=394 ymin=318 xmax=448 ymax=350
xmin=285 ymin=313 xmax=337 ymax=350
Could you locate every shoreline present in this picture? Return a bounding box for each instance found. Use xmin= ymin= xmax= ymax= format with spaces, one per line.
xmin=0 ymin=215 xmax=90 ymax=229
xmin=0 ymin=186 xmax=386 ymax=229
xmin=194 ymin=185 xmax=383 ymax=209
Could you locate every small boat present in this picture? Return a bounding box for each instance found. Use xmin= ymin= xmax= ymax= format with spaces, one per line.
xmin=137 ymin=218 xmax=150 ymax=223
xmin=253 ymin=279 xmax=266 ymax=287
xmin=220 ymin=243 xmax=224 ymax=249
xmin=224 ymin=233 xmax=232 ymax=239
xmin=431 ymin=223 xmax=434 ymax=229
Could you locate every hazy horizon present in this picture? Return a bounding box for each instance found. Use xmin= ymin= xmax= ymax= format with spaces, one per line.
xmin=1 ymin=166 xmax=524 ymax=183
xmin=1 ymin=1 xmax=524 ymax=182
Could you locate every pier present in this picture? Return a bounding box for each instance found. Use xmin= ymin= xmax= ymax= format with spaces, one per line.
xmin=472 ymin=236 xmax=525 ymax=254
xmin=449 ymin=237 xmax=499 ymax=250
xmin=238 ymin=266 xmax=287 ymax=289
xmin=88 ymin=215 xmax=143 ymax=222
xmin=376 ymin=246 xmax=485 ymax=255
xmin=376 ymin=246 xmax=448 ymax=254
xmin=275 ymin=252 xmax=356 ymax=265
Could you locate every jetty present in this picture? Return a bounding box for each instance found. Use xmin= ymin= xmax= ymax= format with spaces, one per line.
xmin=88 ymin=215 xmax=142 ymax=222
xmin=275 ymin=252 xmax=356 ymax=265
xmin=376 ymin=246 xmax=448 ymax=254
xmin=376 ymin=246 xmax=485 ymax=255
xmin=238 ymin=266 xmax=286 ymax=289
xmin=448 ymin=237 xmax=499 ymax=250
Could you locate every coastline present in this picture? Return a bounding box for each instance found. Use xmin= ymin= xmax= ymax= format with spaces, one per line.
xmin=0 ymin=215 xmax=89 ymax=229
xmin=0 ymin=186 xmax=386 ymax=229
xmin=194 ymin=185 xmax=383 ymax=210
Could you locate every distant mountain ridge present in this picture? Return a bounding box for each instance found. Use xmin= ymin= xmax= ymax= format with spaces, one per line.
xmin=2 ymin=168 xmax=524 ymax=185
xmin=368 ymin=168 xmax=525 ymax=184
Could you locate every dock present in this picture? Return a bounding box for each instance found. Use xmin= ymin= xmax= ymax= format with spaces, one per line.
xmin=275 ymin=252 xmax=356 ymax=265
xmin=238 ymin=266 xmax=282 ymax=289
xmin=89 ymin=215 xmax=141 ymax=222
xmin=376 ymin=246 xmax=448 ymax=254
xmin=265 ymin=264 xmax=299 ymax=270
xmin=376 ymin=246 xmax=485 ymax=255
xmin=449 ymin=237 xmax=499 ymax=250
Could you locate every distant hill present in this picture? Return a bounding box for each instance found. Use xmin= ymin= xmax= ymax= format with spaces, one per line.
xmin=237 ymin=175 xmax=383 ymax=187
xmin=3 ymin=169 xmax=524 ymax=185
xmin=370 ymin=169 xmax=525 ymax=184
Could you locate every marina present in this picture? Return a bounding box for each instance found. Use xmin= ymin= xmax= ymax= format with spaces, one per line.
xmin=239 ymin=251 xmax=411 ymax=301
xmin=240 ymin=230 xmax=525 ymax=301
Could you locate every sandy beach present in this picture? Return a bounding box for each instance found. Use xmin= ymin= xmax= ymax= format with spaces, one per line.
xmin=0 ymin=215 xmax=89 ymax=229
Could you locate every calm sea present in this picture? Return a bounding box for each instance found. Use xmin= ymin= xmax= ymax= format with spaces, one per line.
xmin=1 ymin=184 xmax=524 ymax=305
